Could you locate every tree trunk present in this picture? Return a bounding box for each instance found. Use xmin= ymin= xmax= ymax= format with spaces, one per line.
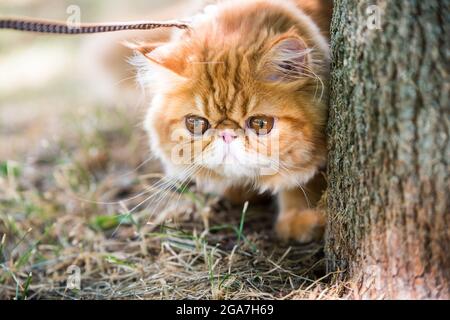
xmin=325 ymin=0 xmax=449 ymax=299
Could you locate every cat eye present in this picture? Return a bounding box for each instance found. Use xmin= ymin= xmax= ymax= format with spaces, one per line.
xmin=185 ymin=115 xmax=210 ymax=135
xmin=246 ymin=116 xmax=275 ymax=135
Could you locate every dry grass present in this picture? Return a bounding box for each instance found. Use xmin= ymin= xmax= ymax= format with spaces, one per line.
xmin=0 ymin=104 xmax=346 ymax=300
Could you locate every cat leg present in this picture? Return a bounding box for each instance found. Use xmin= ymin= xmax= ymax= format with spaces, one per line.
xmin=275 ymin=174 xmax=326 ymax=243
xmin=222 ymin=186 xmax=271 ymax=206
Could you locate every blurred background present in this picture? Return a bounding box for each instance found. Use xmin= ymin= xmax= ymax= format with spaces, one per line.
xmin=0 ymin=0 xmax=184 ymax=159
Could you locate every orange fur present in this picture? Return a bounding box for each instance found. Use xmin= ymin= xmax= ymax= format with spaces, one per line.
xmin=133 ymin=0 xmax=332 ymax=243
xmin=295 ymin=0 xmax=333 ymax=38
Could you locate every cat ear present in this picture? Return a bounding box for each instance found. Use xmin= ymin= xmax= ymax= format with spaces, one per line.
xmin=124 ymin=41 xmax=187 ymax=78
xmin=260 ymin=36 xmax=311 ymax=83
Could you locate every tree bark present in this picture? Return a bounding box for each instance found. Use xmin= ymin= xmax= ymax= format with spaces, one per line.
xmin=325 ymin=0 xmax=449 ymax=299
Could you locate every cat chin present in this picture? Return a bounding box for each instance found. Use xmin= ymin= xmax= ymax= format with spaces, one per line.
xmin=163 ymin=160 xmax=321 ymax=196
xmin=209 ymin=164 xmax=261 ymax=180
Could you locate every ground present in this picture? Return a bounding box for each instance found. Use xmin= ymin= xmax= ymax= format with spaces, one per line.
xmin=0 ymin=105 xmax=338 ymax=299
xmin=0 ymin=0 xmax=342 ymax=300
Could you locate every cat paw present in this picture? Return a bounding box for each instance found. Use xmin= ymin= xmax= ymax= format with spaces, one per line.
xmin=275 ymin=209 xmax=325 ymax=244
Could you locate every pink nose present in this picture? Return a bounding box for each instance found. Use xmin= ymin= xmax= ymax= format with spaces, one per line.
xmin=220 ymin=131 xmax=237 ymax=143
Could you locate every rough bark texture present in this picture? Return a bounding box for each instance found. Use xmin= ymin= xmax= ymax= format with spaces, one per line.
xmin=326 ymin=0 xmax=449 ymax=299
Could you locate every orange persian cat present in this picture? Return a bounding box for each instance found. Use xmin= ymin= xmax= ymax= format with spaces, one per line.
xmin=132 ymin=0 xmax=332 ymax=243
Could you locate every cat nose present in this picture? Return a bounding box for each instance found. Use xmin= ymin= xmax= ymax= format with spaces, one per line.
xmin=219 ymin=130 xmax=237 ymax=144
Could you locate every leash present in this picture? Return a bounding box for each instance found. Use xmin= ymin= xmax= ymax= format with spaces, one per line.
xmin=0 ymin=17 xmax=190 ymax=34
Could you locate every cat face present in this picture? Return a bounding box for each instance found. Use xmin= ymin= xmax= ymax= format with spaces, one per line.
xmin=134 ymin=0 xmax=330 ymax=191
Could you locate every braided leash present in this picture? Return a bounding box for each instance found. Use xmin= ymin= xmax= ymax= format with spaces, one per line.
xmin=0 ymin=17 xmax=190 ymax=34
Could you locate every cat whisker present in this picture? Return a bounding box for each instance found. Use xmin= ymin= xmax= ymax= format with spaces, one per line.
xmin=150 ymin=167 xmax=198 ymax=214
xmin=276 ymin=164 xmax=312 ymax=209
xmin=116 ymin=155 xmax=156 ymax=179
xmin=110 ymin=171 xmax=194 ymax=236
xmin=140 ymin=165 xmax=204 ymax=230
xmin=144 ymin=163 xmax=201 ymax=218
xmin=171 ymin=165 xmax=204 ymax=212
xmin=113 ymin=74 xmax=139 ymax=87
xmin=66 ymin=182 xmax=155 ymax=206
